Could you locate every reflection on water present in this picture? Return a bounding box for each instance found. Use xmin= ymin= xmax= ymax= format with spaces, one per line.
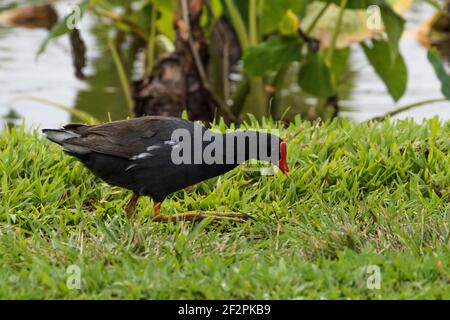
xmin=73 ymin=22 xmax=131 ymax=123
xmin=0 ymin=0 xmax=130 ymax=130
xmin=0 ymin=1 xmax=449 ymax=130
xmin=0 ymin=1 xmax=89 ymax=130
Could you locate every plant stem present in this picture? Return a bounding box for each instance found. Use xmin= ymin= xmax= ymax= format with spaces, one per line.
xmin=107 ymin=33 xmax=134 ymax=118
xmin=306 ymin=1 xmax=331 ymax=34
xmin=181 ymin=0 xmax=208 ymax=88
xmin=179 ymin=0 xmax=237 ymax=123
xmin=224 ymin=0 xmax=250 ymax=50
xmin=224 ymin=0 xmax=264 ymax=120
xmin=245 ymin=78 xmax=267 ymax=120
xmin=146 ymin=1 xmax=158 ymax=77
xmin=8 ymin=96 xmax=99 ymax=124
xmin=326 ymin=0 xmax=348 ymax=65
xmin=249 ymin=0 xmax=267 ymax=119
xmin=369 ymin=98 xmax=449 ymax=122
xmin=90 ymin=5 xmax=147 ymax=40
xmin=258 ymin=0 xmax=264 ymax=43
xmin=269 ymin=64 xmax=289 ymax=118
xmin=231 ymin=78 xmax=251 ymax=116
xmin=249 ymin=0 xmax=258 ymax=46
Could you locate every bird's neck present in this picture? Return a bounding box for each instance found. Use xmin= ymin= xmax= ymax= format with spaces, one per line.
xmin=220 ymin=130 xmax=272 ymax=163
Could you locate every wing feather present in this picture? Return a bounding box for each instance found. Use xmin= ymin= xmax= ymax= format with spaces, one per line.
xmin=60 ymin=116 xmax=191 ymax=159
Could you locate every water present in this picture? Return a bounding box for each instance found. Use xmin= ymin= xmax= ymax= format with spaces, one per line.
xmin=0 ymin=1 xmax=449 ymax=130
xmin=0 ymin=0 xmax=128 ymax=130
xmin=342 ymin=2 xmax=450 ymax=122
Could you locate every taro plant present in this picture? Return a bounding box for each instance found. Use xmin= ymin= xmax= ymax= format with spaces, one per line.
xmin=9 ymin=0 xmax=450 ymax=123
xmin=238 ymin=0 xmax=411 ymax=120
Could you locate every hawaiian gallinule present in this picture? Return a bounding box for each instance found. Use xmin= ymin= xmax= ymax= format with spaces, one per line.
xmin=43 ymin=116 xmax=289 ymax=222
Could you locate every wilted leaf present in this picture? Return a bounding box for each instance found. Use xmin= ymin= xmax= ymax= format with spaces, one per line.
xmin=0 ymin=4 xmax=58 ymax=29
xmin=305 ymin=0 xmax=409 ymax=53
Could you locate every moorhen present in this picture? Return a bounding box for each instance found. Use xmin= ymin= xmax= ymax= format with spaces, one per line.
xmin=43 ymin=116 xmax=289 ymax=222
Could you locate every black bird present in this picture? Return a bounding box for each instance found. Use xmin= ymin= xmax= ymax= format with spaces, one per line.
xmin=43 ymin=116 xmax=289 ymax=222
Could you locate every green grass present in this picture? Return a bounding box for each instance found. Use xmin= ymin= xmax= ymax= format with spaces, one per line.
xmin=0 ymin=117 xmax=449 ymax=299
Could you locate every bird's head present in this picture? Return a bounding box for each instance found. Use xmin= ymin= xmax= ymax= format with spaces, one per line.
xmin=232 ymin=131 xmax=289 ymax=174
xmin=262 ymin=134 xmax=289 ymax=174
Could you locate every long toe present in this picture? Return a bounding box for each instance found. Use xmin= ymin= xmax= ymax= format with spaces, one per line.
xmin=152 ymin=211 xmax=250 ymax=223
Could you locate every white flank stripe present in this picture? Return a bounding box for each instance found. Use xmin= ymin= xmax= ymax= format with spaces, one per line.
xmin=164 ymin=140 xmax=177 ymax=146
xmin=131 ymin=152 xmax=152 ymax=160
xmin=125 ymin=164 xmax=137 ymax=171
xmin=146 ymin=145 xmax=160 ymax=152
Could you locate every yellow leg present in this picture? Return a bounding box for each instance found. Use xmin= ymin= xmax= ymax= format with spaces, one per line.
xmin=151 ymin=203 xmax=249 ymax=222
xmin=125 ymin=193 xmax=139 ymax=219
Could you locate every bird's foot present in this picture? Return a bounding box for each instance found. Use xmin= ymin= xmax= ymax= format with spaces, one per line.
xmin=152 ymin=211 xmax=250 ymax=223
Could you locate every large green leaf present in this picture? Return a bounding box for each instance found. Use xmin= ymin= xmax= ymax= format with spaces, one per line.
xmin=37 ymin=0 xmax=90 ymax=57
xmin=155 ymin=0 xmax=176 ymax=41
xmin=330 ymin=47 xmax=351 ymax=82
xmin=427 ymin=48 xmax=450 ymax=100
xmin=243 ymin=36 xmax=303 ymax=76
xmin=298 ymin=52 xmax=336 ymax=97
xmin=377 ymin=0 xmax=406 ymax=60
xmin=361 ymin=39 xmax=407 ymax=102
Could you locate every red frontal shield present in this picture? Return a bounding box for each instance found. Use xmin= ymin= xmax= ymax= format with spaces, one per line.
xmin=278 ymin=141 xmax=289 ymax=174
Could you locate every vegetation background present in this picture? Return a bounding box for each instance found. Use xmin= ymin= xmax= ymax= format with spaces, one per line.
xmin=0 ymin=0 xmax=449 ymax=299
xmin=1 ymin=118 xmax=450 ymax=298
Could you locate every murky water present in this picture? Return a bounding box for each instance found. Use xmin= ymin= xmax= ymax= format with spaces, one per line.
xmin=342 ymin=2 xmax=450 ymax=122
xmin=0 ymin=0 xmax=128 ymax=130
xmin=0 ymin=1 xmax=449 ymax=130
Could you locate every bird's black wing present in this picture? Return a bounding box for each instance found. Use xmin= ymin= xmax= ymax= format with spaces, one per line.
xmin=62 ymin=116 xmax=194 ymax=160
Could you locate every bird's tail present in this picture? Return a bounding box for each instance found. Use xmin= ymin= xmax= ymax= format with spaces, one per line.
xmin=42 ymin=129 xmax=79 ymax=145
xmin=42 ymin=128 xmax=90 ymax=155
